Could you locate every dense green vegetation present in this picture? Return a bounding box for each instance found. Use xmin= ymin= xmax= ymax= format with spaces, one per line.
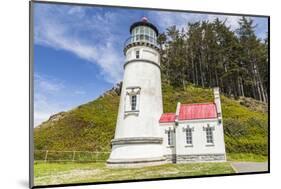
xmin=34 ymin=162 xmax=234 ymax=186
xmin=34 ymin=83 xmax=268 ymax=160
xmin=158 ymin=17 xmax=268 ymax=102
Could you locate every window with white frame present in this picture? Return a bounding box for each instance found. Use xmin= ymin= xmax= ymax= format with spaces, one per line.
xmin=167 ymin=130 xmax=173 ymax=146
xmin=205 ymin=125 xmax=214 ymax=144
xmin=124 ymin=87 xmax=141 ymax=116
xmin=183 ymin=126 xmax=194 ymax=146
xmin=186 ymin=128 xmax=193 ymax=144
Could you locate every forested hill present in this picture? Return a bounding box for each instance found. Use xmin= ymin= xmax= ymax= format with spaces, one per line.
xmin=158 ymin=17 xmax=268 ymax=103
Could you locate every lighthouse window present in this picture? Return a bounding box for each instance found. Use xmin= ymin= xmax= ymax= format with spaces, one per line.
xmin=145 ymin=34 xmax=149 ymax=41
xmin=145 ymin=27 xmax=149 ymax=35
xmin=131 ymin=95 xmax=137 ymax=111
xmin=135 ymin=50 xmax=140 ymax=59
xmin=149 ymin=28 xmax=154 ymax=42
xmin=150 ymin=28 xmax=154 ymax=37
xmin=132 ymin=28 xmax=135 ymax=35
xmin=140 ymin=26 xmax=144 ymax=34
xmin=124 ymin=87 xmax=141 ymax=115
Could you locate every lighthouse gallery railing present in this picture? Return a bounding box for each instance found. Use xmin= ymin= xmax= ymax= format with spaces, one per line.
xmin=124 ymin=35 xmax=160 ymax=49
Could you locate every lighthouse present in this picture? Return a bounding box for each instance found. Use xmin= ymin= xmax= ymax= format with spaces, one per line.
xmin=107 ymin=17 xmax=165 ymax=167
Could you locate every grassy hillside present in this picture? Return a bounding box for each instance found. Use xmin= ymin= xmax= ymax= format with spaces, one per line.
xmin=34 ymin=83 xmax=268 ymax=159
xmin=34 ymin=91 xmax=119 ymax=152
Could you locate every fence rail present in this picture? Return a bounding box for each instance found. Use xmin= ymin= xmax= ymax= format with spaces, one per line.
xmin=34 ymin=150 xmax=110 ymax=163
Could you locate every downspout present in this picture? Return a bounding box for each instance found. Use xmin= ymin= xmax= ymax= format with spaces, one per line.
xmin=174 ymin=102 xmax=181 ymax=163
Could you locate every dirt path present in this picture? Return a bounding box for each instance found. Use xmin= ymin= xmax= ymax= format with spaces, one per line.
xmin=230 ymin=162 xmax=268 ymax=173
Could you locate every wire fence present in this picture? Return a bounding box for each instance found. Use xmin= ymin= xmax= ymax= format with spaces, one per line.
xmin=34 ymin=150 xmax=110 ymax=163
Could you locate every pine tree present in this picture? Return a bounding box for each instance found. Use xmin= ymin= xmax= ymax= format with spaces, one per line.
xmin=158 ymin=17 xmax=268 ymax=103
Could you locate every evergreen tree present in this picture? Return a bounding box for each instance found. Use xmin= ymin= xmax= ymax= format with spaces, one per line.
xmin=158 ymin=17 xmax=268 ymax=103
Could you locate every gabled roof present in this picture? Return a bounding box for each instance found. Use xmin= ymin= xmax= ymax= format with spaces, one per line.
xmin=179 ymin=103 xmax=217 ymax=121
xmin=159 ymin=103 xmax=218 ymax=124
xmin=159 ymin=113 xmax=176 ymax=123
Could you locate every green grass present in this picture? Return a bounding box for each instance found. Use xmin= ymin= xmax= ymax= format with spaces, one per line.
xmin=34 ymin=162 xmax=235 ymax=186
xmin=227 ymin=153 xmax=268 ymax=162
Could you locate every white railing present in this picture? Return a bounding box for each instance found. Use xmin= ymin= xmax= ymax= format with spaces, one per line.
xmin=124 ymin=35 xmax=159 ymax=49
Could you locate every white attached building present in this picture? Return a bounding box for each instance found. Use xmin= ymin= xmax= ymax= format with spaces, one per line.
xmin=107 ymin=18 xmax=226 ymax=167
xmin=159 ymin=88 xmax=226 ymax=163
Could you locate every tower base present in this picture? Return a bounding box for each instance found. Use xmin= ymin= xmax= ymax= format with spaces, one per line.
xmin=107 ymin=137 xmax=165 ymax=168
xmin=107 ymin=156 xmax=167 ymax=168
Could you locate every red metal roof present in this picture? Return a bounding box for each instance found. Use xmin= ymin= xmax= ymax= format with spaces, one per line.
xmin=159 ymin=113 xmax=176 ymax=123
xmin=179 ymin=103 xmax=217 ymax=120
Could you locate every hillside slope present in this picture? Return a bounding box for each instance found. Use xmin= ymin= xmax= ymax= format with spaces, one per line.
xmin=34 ymin=84 xmax=268 ymax=157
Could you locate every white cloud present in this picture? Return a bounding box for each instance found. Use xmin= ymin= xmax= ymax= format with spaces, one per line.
xmin=34 ymin=94 xmax=63 ymax=126
xmin=34 ymin=73 xmax=64 ymax=93
xmin=34 ymin=73 xmax=69 ymax=127
xmin=34 ymin=4 xmax=123 ymax=83
xmin=149 ymin=11 xmax=198 ymax=31
xmin=33 ymin=4 xmax=128 ymax=126
xmin=150 ymin=11 xmax=243 ymax=32
xmin=207 ymin=15 xmax=242 ymax=30
xmin=150 ymin=11 xmax=266 ymax=40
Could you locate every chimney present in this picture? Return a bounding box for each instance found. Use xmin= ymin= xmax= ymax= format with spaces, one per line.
xmin=175 ymin=102 xmax=181 ymax=126
xmin=214 ymin=87 xmax=222 ymax=120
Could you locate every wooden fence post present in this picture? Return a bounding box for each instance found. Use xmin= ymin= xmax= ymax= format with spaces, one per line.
xmin=72 ymin=151 xmax=76 ymax=162
xmin=96 ymin=151 xmax=98 ymax=162
xmin=44 ymin=150 xmax=48 ymax=163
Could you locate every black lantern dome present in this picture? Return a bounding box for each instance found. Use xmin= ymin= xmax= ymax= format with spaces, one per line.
xmin=130 ymin=17 xmax=159 ymax=36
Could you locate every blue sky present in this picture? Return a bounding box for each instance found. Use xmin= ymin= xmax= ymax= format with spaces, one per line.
xmin=33 ymin=2 xmax=268 ymax=126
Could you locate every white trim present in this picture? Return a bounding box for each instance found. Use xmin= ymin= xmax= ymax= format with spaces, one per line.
xmin=178 ymin=118 xmax=218 ymax=123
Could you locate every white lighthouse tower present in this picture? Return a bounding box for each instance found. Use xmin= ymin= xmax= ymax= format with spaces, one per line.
xmin=107 ymin=17 xmax=165 ymax=167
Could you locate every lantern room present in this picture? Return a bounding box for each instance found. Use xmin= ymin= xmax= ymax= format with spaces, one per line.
xmin=124 ymin=17 xmax=159 ymax=53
